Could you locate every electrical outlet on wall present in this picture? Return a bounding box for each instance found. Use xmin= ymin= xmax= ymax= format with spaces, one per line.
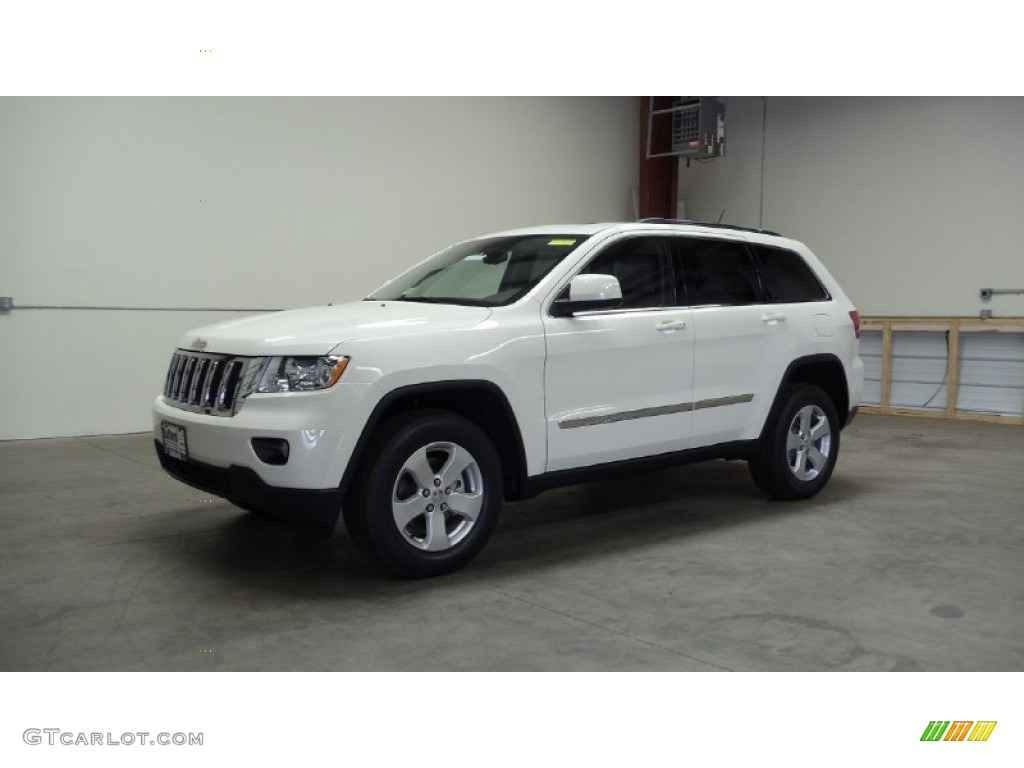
xmin=0 ymin=297 xmax=12 ymax=312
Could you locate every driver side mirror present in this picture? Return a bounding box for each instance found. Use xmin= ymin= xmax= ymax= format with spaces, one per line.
xmin=550 ymin=274 xmax=623 ymax=317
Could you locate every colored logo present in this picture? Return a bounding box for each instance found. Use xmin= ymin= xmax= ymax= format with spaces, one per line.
xmin=921 ymin=721 xmax=997 ymax=742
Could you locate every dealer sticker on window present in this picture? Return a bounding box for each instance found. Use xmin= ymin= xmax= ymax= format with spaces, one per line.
xmin=161 ymin=422 xmax=188 ymax=461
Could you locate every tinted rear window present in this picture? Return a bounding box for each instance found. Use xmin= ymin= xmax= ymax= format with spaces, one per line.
xmin=679 ymin=239 xmax=762 ymax=306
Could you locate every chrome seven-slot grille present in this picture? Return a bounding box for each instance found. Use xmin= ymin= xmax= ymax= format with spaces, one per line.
xmin=163 ymin=351 xmax=255 ymax=416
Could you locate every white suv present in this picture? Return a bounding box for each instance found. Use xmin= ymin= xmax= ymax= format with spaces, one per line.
xmin=153 ymin=220 xmax=863 ymax=576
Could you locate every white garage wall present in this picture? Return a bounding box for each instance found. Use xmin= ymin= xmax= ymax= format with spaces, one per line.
xmin=678 ymin=97 xmax=1024 ymax=318
xmin=0 ymin=97 xmax=639 ymax=440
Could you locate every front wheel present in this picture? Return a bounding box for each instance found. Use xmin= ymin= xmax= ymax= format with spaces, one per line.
xmin=345 ymin=410 xmax=503 ymax=578
xmin=749 ymin=383 xmax=840 ymax=500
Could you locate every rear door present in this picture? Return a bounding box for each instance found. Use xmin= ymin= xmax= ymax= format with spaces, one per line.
xmin=673 ymin=235 xmax=777 ymax=446
xmin=542 ymin=235 xmax=695 ymax=471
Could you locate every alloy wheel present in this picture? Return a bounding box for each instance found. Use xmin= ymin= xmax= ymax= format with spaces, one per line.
xmin=391 ymin=441 xmax=484 ymax=552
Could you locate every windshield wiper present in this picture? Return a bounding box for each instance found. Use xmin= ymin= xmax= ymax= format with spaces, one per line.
xmin=392 ymin=296 xmax=494 ymax=307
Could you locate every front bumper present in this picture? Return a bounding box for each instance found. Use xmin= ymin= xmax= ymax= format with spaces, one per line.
xmin=155 ymin=442 xmax=342 ymax=529
xmin=152 ymin=381 xmax=375 ymax=489
xmin=152 ymin=381 xmax=379 ymax=528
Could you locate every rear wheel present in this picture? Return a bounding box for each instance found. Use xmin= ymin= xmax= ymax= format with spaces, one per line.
xmin=749 ymin=383 xmax=840 ymax=500
xmin=345 ymin=410 xmax=502 ymax=577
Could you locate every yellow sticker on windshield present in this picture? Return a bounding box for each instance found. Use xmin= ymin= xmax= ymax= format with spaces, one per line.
xmin=548 ymin=239 xmax=577 ymax=246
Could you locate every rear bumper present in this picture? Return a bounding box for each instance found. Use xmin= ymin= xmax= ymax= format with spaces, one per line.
xmin=845 ymin=405 xmax=859 ymax=427
xmin=155 ymin=441 xmax=342 ymax=530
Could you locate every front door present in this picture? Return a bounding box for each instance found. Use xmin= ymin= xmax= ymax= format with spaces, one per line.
xmin=542 ymin=235 xmax=694 ymax=472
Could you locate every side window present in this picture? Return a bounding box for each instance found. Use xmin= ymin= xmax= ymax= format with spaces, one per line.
xmin=678 ymin=238 xmax=762 ymax=306
xmin=581 ymin=236 xmax=674 ymax=309
xmin=753 ymin=245 xmax=830 ymax=303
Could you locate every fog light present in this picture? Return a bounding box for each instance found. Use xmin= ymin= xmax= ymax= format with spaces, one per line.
xmin=251 ymin=437 xmax=289 ymax=465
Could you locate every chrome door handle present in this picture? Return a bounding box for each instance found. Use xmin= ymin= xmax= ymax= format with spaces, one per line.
xmin=761 ymin=312 xmax=787 ymax=324
xmin=656 ymin=320 xmax=687 ymax=332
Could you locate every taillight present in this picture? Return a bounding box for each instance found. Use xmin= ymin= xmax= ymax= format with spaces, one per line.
xmin=849 ymin=310 xmax=861 ymax=339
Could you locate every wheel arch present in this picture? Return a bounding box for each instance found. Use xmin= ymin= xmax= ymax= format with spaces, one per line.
xmin=339 ymin=380 xmax=529 ymax=504
xmin=764 ymin=354 xmax=852 ymax=436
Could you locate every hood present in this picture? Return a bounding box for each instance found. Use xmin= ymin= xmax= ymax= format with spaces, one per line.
xmin=176 ymin=300 xmax=493 ymax=357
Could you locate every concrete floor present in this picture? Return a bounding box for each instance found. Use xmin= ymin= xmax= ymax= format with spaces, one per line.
xmin=1 ymin=414 xmax=1021 ymax=671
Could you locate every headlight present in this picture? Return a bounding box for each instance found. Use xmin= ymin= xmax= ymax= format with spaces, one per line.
xmin=256 ymin=355 xmax=349 ymax=393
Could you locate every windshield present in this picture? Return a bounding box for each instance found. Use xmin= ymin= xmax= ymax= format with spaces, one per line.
xmin=367 ymin=234 xmax=590 ymax=307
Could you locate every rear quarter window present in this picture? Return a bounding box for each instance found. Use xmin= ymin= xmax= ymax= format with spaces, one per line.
xmin=753 ymin=245 xmax=830 ymax=303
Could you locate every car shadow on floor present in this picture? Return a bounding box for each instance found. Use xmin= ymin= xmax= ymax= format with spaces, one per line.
xmin=135 ymin=458 xmax=862 ymax=602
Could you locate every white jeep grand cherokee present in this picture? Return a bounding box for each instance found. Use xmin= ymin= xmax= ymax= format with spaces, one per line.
xmin=154 ymin=219 xmax=863 ymax=577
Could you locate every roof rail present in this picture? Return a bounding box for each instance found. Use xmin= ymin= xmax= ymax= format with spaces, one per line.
xmin=638 ymin=218 xmax=782 ymax=237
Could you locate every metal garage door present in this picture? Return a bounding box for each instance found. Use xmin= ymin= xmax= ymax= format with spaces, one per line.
xmin=859 ymin=325 xmax=1024 ymax=417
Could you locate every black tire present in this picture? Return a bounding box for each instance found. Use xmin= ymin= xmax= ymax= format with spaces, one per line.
xmin=345 ymin=409 xmax=503 ymax=578
xmin=749 ymin=383 xmax=840 ymax=500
